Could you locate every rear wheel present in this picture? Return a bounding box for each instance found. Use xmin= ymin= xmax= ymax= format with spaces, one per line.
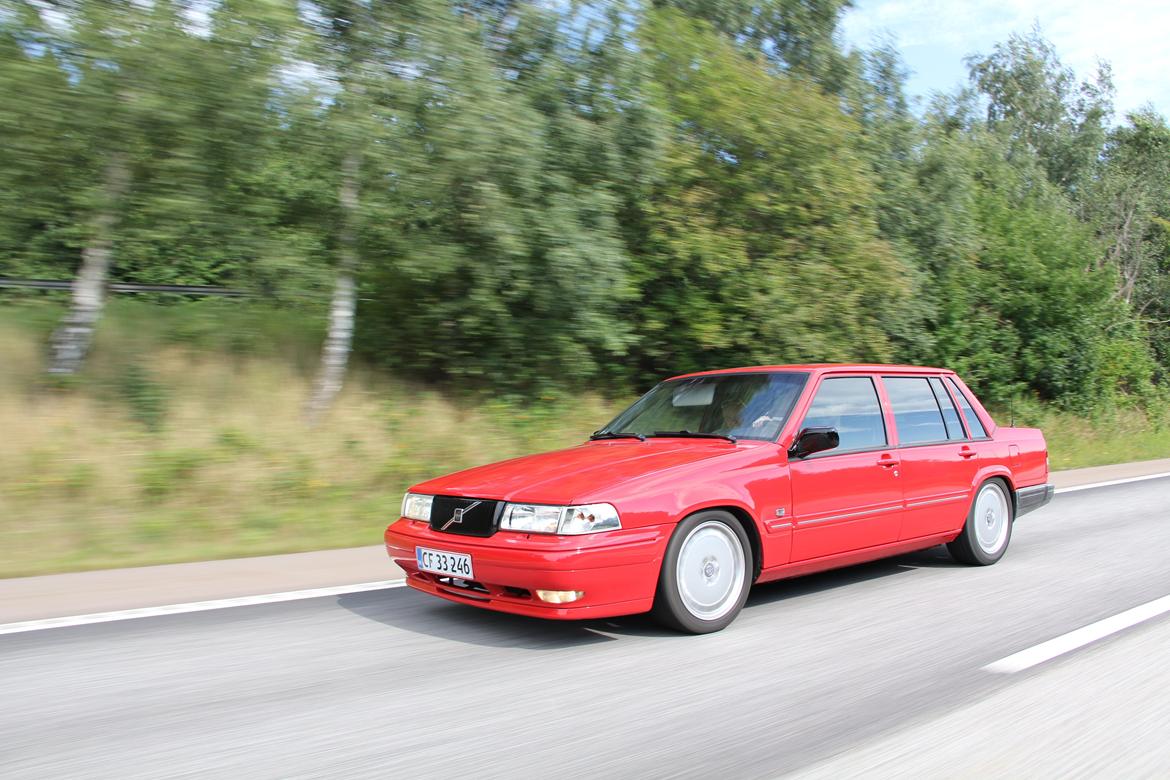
xmin=653 ymin=511 xmax=752 ymax=634
xmin=948 ymin=479 xmax=1013 ymax=565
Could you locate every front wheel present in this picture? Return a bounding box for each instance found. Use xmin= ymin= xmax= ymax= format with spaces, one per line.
xmin=948 ymin=479 xmax=1014 ymax=565
xmin=653 ymin=511 xmax=752 ymax=634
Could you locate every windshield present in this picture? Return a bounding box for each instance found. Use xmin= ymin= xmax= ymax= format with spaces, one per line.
xmin=599 ymin=372 xmax=808 ymax=442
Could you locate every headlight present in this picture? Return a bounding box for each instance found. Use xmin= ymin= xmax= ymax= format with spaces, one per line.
xmin=401 ymin=493 xmax=434 ymax=522
xmin=500 ymin=503 xmax=564 ymax=534
xmin=500 ymin=502 xmax=621 ymax=535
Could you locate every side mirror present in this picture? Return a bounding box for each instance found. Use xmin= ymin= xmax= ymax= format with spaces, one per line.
xmin=790 ymin=427 xmax=840 ymax=459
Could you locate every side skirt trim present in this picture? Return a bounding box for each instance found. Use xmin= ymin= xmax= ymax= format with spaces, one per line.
xmin=756 ymin=532 xmax=957 ymax=584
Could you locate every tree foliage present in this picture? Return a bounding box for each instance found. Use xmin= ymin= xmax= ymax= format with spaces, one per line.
xmin=1 ymin=0 xmax=1167 ymax=409
xmin=967 ymin=28 xmax=1113 ymax=192
xmin=631 ymin=10 xmax=910 ymax=380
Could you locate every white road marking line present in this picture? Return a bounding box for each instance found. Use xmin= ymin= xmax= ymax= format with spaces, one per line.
xmin=0 ymin=579 xmax=407 ymax=637
xmin=984 ymin=593 xmax=1170 ymax=674
xmin=1055 ymin=471 xmax=1170 ymax=494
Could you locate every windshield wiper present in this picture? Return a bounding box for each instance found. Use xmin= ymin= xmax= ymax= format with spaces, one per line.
xmin=590 ymin=430 xmax=646 ymax=441
xmin=650 ymin=430 xmax=737 ymax=443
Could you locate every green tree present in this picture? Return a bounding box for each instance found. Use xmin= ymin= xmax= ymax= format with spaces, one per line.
xmin=652 ymin=0 xmax=853 ymax=90
xmin=1 ymin=1 xmax=296 ymax=373
xmin=913 ymin=96 xmax=1153 ymax=406
xmin=631 ymin=9 xmax=911 ymax=380
xmin=0 ymin=2 xmax=82 ymax=279
xmin=842 ymin=41 xmax=933 ymax=361
xmin=299 ymin=0 xmax=446 ymax=420
xmin=967 ymin=28 xmax=1113 ymax=193
xmin=2 ymin=0 xmax=1167 ymax=412
xmin=1089 ymin=111 xmax=1170 ymax=374
xmin=357 ymin=2 xmax=647 ymax=390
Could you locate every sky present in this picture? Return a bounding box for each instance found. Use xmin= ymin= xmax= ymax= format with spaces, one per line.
xmin=840 ymin=0 xmax=1170 ymax=120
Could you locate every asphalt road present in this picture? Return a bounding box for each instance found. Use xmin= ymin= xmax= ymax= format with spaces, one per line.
xmin=4 ymin=478 xmax=1170 ymax=779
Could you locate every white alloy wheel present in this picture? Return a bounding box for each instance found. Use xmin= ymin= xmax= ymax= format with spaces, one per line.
xmin=948 ymin=478 xmax=1014 ymax=566
xmin=972 ymin=481 xmax=1010 ymax=555
xmin=675 ymin=520 xmax=747 ymax=621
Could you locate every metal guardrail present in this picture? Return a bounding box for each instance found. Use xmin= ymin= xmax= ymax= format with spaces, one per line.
xmin=0 ymin=279 xmax=247 ymax=296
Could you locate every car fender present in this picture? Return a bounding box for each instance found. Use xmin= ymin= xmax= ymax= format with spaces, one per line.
xmin=669 ymin=497 xmax=770 ymax=578
xmin=617 ymin=483 xmax=764 ymax=531
xmin=674 ymin=496 xmax=761 ymax=527
xmin=970 ymin=464 xmax=1015 ymax=499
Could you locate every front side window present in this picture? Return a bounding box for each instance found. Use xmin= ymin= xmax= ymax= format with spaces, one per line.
xmin=800 ymin=377 xmax=887 ymax=452
xmin=600 ymin=372 xmax=808 ymax=442
xmin=946 ymin=377 xmax=988 ymax=438
xmin=884 ymin=376 xmax=948 ymax=445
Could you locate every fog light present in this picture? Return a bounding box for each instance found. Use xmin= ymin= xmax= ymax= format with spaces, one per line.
xmin=535 ymin=589 xmax=584 ymax=604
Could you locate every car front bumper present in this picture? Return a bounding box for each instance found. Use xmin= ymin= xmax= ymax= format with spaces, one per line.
xmin=384 ymin=520 xmax=669 ymax=620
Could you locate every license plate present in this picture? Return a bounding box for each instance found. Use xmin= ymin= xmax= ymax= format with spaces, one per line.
xmin=415 ymin=547 xmax=474 ymax=579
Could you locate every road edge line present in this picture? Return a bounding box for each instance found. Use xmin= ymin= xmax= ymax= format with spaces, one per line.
xmin=1055 ymin=471 xmax=1170 ymax=494
xmin=0 ymin=579 xmax=407 ymax=636
xmin=984 ymin=593 xmax=1170 ymax=674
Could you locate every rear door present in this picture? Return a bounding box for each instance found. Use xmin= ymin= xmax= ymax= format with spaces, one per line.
xmin=789 ymin=375 xmax=903 ymax=561
xmin=882 ymin=375 xmax=982 ymax=539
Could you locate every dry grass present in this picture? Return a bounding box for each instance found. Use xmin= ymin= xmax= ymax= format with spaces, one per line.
xmin=1003 ymin=400 xmax=1170 ymax=472
xmin=0 ymin=300 xmax=619 ymax=577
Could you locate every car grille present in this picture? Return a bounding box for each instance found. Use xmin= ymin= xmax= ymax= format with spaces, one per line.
xmin=429 ymin=496 xmax=501 ymax=537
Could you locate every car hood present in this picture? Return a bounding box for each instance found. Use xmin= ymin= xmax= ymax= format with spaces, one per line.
xmin=410 ymin=439 xmax=749 ymax=505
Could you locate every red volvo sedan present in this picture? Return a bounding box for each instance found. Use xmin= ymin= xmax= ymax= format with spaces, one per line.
xmin=385 ymin=364 xmax=1053 ymax=633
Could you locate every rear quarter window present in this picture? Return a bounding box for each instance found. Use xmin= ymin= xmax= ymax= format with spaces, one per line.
xmin=945 ymin=377 xmax=988 ymax=438
xmin=928 ymin=376 xmax=967 ymax=440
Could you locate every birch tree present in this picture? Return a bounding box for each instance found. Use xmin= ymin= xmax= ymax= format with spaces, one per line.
xmin=20 ymin=1 xmax=202 ymax=373
xmin=36 ymin=1 xmax=152 ymax=374
xmin=302 ymin=0 xmax=437 ymax=423
xmin=49 ymin=151 xmax=130 ymax=374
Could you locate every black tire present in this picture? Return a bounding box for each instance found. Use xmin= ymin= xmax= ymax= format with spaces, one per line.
xmin=652 ymin=510 xmax=753 ymax=634
xmin=948 ymin=479 xmax=1014 ymax=565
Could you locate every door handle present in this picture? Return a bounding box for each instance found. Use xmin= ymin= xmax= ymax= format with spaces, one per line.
xmin=958 ymin=447 xmax=977 ymax=459
xmin=877 ymin=455 xmax=899 ymax=468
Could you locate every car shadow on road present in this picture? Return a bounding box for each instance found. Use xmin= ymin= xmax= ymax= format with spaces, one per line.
xmin=745 ymin=545 xmax=963 ymax=611
xmin=338 ymin=546 xmax=963 ymax=647
xmin=336 ymin=588 xmax=652 ymax=649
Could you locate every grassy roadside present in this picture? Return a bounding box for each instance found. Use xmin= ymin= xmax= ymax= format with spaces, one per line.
xmin=1006 ymin=402 xmax=1170 ymax=471
xmin=1 ymin=299 xmax=1168 ymax=578
xmin=0 ymin=299 xmax=620 ymax=578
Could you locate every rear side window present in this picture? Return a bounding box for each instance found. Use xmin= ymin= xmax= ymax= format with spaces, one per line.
xmin=884 ymin=377 xmax=947 ymax=445
xmin=801 ymin=377 xmax=887 ymax=452
xmin=946 ymin=377 xmax=988 ymax=438
xmin=929 ymin=377 xmax=966 ymax=440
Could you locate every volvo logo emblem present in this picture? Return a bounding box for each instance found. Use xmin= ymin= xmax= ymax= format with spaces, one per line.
xmin=441 ymin=501 xmax=482 ymax=531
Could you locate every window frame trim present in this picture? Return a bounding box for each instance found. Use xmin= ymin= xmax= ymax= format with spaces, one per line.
xmin=927 ymin=375 xmax=969 ymax=441
xmin=790 ymin=374 xmax=890 ymax=459
xmin=880 ymin=374 xmax=954 ymax=447
xmin=944 ymin=375 xmax=993 ymax=442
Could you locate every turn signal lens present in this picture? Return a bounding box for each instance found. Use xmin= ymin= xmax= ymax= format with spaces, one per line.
xmin=558 ymin=503 xmax=621 ymax=535
xmin=536 ymin=590 xmax=585 ymax=604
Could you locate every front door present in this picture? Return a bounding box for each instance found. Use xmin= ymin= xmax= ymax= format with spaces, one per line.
xmin=789 ymin=376 xmax=904 ymax=561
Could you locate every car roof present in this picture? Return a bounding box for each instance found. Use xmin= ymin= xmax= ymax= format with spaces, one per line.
xmin=667 ymin=363 xmax=953 ymax=381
